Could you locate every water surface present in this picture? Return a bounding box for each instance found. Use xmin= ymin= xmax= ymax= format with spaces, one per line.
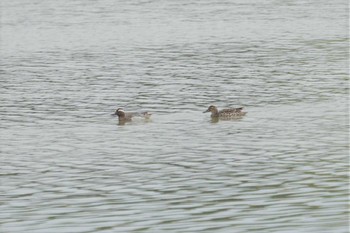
xmin=1 ymin=0 xmax=349 ymax=232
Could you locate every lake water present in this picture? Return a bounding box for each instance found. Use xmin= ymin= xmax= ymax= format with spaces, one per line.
xmin=1 ymin=0 xmax=349 ymax=232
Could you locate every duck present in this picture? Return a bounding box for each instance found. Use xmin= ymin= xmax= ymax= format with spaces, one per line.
xmin=203 ymin=105 xmax=247 ymax=118
xmin=113 ymin=108 xmax=152 ymax=121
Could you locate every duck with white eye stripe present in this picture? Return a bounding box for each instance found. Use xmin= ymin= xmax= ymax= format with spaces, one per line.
xmin=113 ymin=108 xmax=152 ymax=122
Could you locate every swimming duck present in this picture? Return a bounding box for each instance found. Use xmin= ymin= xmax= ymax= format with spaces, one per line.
xmin=203 ymin=105 xmax=247 ymax=118
xmin=113 ymin=108 xmax=152 ymax=121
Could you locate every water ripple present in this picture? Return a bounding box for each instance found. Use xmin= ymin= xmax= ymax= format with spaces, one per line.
xmin=1 ymin=0 xmax=349 ymax=232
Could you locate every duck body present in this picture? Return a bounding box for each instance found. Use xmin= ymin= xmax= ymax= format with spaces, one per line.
xmin=113 ymin=108 xmax=152 ymax=122
xmin=204 ymin=105 xmax=246 ymax=118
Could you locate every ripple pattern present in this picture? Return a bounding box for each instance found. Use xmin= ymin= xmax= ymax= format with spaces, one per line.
xmin=1 ymin=0 xmax=349 ymax=232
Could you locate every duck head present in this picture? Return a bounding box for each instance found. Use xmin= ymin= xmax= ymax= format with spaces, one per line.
xmin=203 ymin=105 xmax=218 ymax=113
xmin=115 ymin=108 xmax=125 ymax=117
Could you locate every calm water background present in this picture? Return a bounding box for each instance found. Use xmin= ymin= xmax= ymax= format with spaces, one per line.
xmin=1 ymin=0 xmax=349 ymax=232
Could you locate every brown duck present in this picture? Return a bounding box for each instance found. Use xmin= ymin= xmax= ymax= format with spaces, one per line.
xmin=203 ymin=105 xmax=247 ymax=118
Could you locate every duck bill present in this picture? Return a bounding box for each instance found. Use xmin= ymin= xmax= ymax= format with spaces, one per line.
xmin=203 ymin=109 xmax=209 ymax=113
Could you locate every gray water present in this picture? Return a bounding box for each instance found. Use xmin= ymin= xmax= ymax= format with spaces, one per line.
xmin=1 ymin=0 xmax=349 ymax=232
